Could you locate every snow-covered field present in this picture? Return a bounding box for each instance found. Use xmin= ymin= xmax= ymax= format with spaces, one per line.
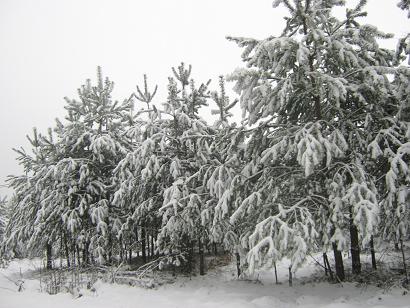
xmin=1 ymin=258 xmax=409 ymax=308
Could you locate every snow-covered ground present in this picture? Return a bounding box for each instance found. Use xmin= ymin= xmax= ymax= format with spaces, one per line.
xmin=0 ymin=257 xmax=409 ymax=308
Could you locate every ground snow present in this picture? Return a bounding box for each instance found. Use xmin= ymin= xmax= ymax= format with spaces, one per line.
xmin=0 ymin=258 xmax=409 ymax=308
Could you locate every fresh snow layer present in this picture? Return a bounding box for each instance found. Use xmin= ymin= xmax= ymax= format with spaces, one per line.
xmin=1 ymin=258 xmax=409 ymax=308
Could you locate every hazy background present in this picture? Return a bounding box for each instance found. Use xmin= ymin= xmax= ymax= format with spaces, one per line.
xmin=0 ymin=0 xmax=408 ymax=197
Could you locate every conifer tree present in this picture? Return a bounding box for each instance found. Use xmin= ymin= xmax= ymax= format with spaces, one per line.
xmin=113 ymin=74 xmax=162 ymax=263
xmin=375 ymin=0 xmax=410 ymax=255
xmin=200 ymin=77 xmax=246 ymax=274
xmin=5 ymin=68 xmax=133 ymax=266
xmin=57 ymin=67 xmax=132 ymax=264
xmin=0 ymin=196 xmax=8 ymax=247
xmin=4 ymin=127 xmax=62 ymax=268
xmin=227 ymin=0 xmax=399 ymax=280
xmin=156 ymin=63 xmax=213 ymax=274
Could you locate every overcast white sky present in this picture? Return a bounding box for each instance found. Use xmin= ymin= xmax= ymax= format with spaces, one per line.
xmin=0 ymin=0 xmax=408 ymax=196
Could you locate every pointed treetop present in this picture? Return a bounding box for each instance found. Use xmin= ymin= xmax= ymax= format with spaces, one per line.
xmin=172 ymin=62 xmax=192 ymax=88
xmin=133 ymin=74 xmax=158 ymax=109
xmin=211 ymin=76 xmax=237 ymax=127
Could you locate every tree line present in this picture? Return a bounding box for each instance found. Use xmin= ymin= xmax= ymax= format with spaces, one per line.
xmin=1 ymin=0 xmax=409 ymax=283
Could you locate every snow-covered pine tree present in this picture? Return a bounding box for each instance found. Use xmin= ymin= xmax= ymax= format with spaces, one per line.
xmin=199 ymin=77 xmax=248 ymax=276
xmin=396 ymin=1 xmax=410 ymax=67
xmin=113 ymin=74 xmax=162 ymax=264
xmin=4 ymin=127 xmax=62 ymax=268
xmin=373 ymin=0 xmax=410 ymax=257
xmin=56 ymin=67 xmax=132 ymax=265
xmin=0 ymin=196 xmax=8 ymax=248
xmin=5 ymin=68 xmax=133 ymax=267
xmin=227 ymin=0 xmax=398 ymax=280
xmin=0 ymin=196 xmax=8 ymax=264
xmin=156 ymin=63 xmax=213 ymax=274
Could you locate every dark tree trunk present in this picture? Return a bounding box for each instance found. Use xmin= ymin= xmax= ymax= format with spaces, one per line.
xmin=150 ymin=230 xmax=155 ymax=258
xmin=350 ymin=217 xmax=361 ymax=275
xmin=370 ymin=236 xmax=377 ymax=270
xmin=82 ymin=240 xmax=90 ymax=265
xmin=199 ymin=237 xmax=205 ymax=276
xmin=274 ymin=262 xmax=278 ymax=284
xmin=76 ymin=245 xmax=81 ymax=267
xmin=323 ymin=252 xmax=333 ymax=279
xmin=400 ymin=240 xmax=409 ymax=284
xmin=128 ymin=249 xmax=132 ymax=264
xmin=64 ymin=236 xmax=70 ymax=268
xmin=332 ymin=242 xmax=345 ymax=281
xmin=46 ymin=243 xmax=52 ymax=270
xmin=188 ymin=241 xmax=194 ymax=273
xmin=60 ymin=233 xmax=64 ymax=268
xmin=147 ymin=232 xmax=151 ymax=259
xmin=141 ymin=224 xmax=147 ymax=263
xmin=72 ymin=244 xmax=76 ymax=267
xmin=213 ymin=243 xmax=218 ymax=256
xmin=107 ymin=232 xmax=113 ymax=264
xmin=134 ymin=225 xmax=140 ymax=257
xmin=236 ymin=252 xmax=241 ymax=278
xmin=323 ymin=253 xmax=328 ymax=276
xmin=120 ymin=240 xmax=124 ymax=262
xmin=288 ymin=266 xmax=293 ymax=287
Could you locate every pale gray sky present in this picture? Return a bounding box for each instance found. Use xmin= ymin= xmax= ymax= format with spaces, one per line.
xmin=0 ymin=0 xmax=408 ymax=196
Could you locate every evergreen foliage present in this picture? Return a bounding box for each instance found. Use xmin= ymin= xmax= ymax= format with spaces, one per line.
xmin=227 ymin=0 xmax=408 ymax=278
xmin=1 ymin=0 xmax=409 ymax=284
xmin=0 ymin=196 xmax=7 ymax=244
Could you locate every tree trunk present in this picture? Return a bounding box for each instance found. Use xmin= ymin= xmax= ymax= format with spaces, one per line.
xmin=76 ymin=245 xmax=81 ymax=267
xmin=141 ymin=224 xmax=147 ymax=263
xmin=64 ymin=236 xmax=70 ymax=268
xmin=350 ymin=217 xmax=361 ymax=275
xmin=147 ymin=232 xmax=151 ymax=260
xmin=107 ymin=232 xmax=113 ymax=264
xmin=370 ymin=236 xmax=377 ymax=270
xmin=82 ymin=240 xmax=90 ymax=266
xmin=274 ymin=262 xmax=278 ymax=284
xmin=288 ymin=266 xmax=292 ymax=287
xmin=199 ymin=237 xmax=205 ymax=276
xmin=150 ymin=230 xmax=155 ymax=258
xmin=128 ymin=249 xmax=132 ymax=264
xmin=332 ymin=242 xmax=345 ymax=281
xmin=236 ymin=252 xmax=241 ymax=278
xmin=134 ymin=225 xmax=140 ymax=258
xmin=60 ymin=233 xmax=64 ymax=268
xmin=120 ymin=240 xmax=124 ymax=262
xmin=72 ymin=244 xmax=76 ymax=267
xmin=46 ymin=243 xmax=52 ymax=270
xmin=188 ymin=241 xmax=194 ymax=274
xmin=400 ymin=240 xmax=409 ymax=284
xmin=323 ymin=253 xmax=328 ymax=276
xmin=213 ymin=243 xmax=218 ymax=256
xmin=323 ymin=252 xmax=333 ymax=280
